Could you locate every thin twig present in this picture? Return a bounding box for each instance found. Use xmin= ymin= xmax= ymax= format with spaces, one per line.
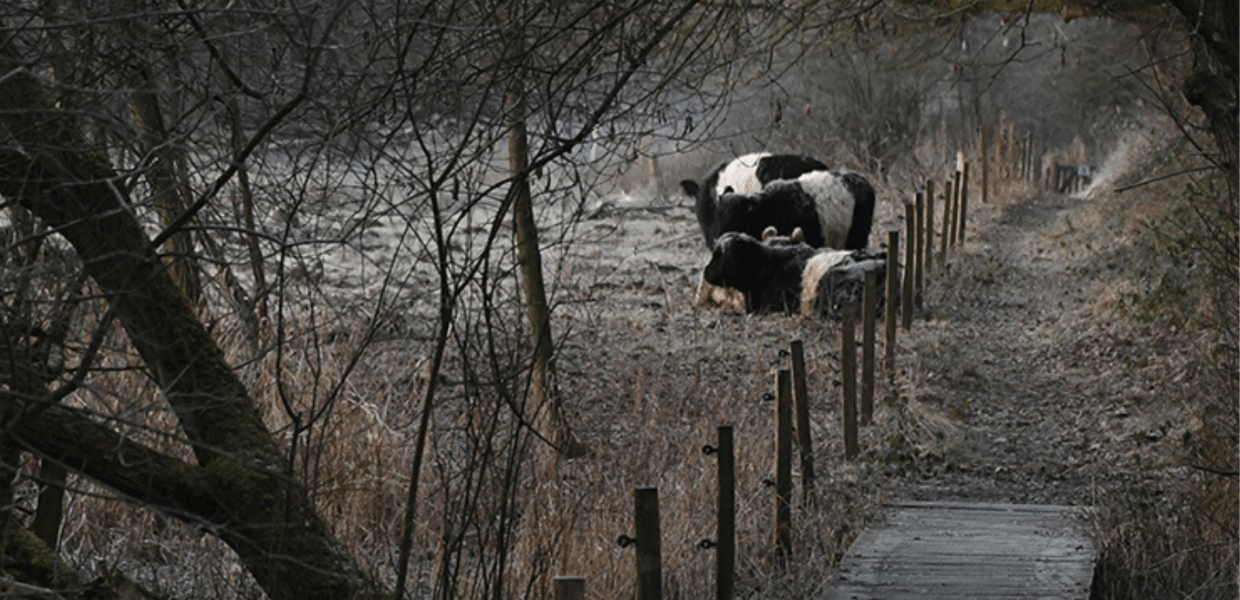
xmin=1113 ymin=166 xmax=1215 ymax=193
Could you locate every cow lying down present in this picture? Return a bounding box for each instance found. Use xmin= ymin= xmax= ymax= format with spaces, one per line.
xmin=702 ymin=230 xmax=892 ymax=319
xmin=694 ymin=226 xmax=803 ymax=310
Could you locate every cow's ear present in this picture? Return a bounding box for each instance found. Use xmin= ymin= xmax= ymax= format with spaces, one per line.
xmin=790 ymin=227 xmax=805 ymax=243
xmin=680 ymin=180 xmax=699 ymax=197
xmin=761 ymin=226 xmax=778 ymax=241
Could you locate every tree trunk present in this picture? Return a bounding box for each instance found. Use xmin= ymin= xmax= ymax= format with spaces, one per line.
xmin=505 ymin=34 xmax=585 ymax=458
xmin=130 ymin=65 xmax=203 ymax=303
xmin=216 ymin=59 xmax=270 ymax=329
xmin=0 ymin=45 xmax=390 ymax=600
xmin=1167 ymin=0 xmax=1238 ymax=197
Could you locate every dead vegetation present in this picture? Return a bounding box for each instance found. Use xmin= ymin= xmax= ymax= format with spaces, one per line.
xmin=35 ymin=122 xmax=1232 ymax=600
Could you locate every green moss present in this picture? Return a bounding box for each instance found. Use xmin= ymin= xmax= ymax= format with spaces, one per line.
xmin=204 ymin=456 xmax=279 ymax=511
xmin=0 ymin=517 xmax=82 ymax=592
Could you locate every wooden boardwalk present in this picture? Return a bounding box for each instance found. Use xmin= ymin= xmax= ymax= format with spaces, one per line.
xmin=824 ymin=501 xmax=1096 ymax=599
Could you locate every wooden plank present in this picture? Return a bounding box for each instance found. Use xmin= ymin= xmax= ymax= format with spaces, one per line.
xmin=823 ymin=501 xmax=1095 ymax=600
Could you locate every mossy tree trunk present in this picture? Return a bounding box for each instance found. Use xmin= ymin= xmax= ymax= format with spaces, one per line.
xmin=1169 ymin=0 xmax=1237 ymax=198
xmin=0 ymin=45 xmax=390 ymax=600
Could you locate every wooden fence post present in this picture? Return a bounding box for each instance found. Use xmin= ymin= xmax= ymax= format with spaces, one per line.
xmin=774 ymin=370 xmax=793 ymax=567
xmin=554 ymin=576 xmax=585 ymax=600
xmin=948 ymin=169 xmax=960 ymax=249
xmin=1019 ymin=136 xmax=1028 ymax=180
xmin=861 ymin=270 xmax=877 ymax=426
xmin=714 ymin=426 xmax=735 ymax=600
xmin=884 ymin=231 xmax=898 ymax=372
xmin=914 ymin=191 xmax=924 ymax=311
xmin=841 ymin=305 xmax=859 ymax=460
xmin=635 ymin=487 xmax=663 ymax=600
xmin=939 ymin=179 xmax=951 ymax=265
xmin=1027 ymin=135 xmax=1037 ymax=184
xmin=979 ymin=126 xmax=989 ymax=204
xmin=959 ymin=161 xmax=969 ymax=245
xmin=1032 ymin=136 xmax=1041 ymax=186
xmin=787 ymin=340 xmax=815 ymax=498
xmin=924 ymin=179 xmax=935 ymax=275
xmin=901 ymin=203 xmax=914 ymax=331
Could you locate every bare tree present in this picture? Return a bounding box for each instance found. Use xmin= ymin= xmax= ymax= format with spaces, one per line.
xmin=0 ymin=0 xmax=836 ymax=597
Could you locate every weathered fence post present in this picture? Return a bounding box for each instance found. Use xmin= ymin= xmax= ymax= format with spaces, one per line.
xmin=901 ymin=203 xmax=914 ymax=330
xmin=554 ymin=576 xmax=585 ymax=600
xmin=924 ymin=179 xmax=935 ymax=275
xmin=634 ymin=487 xmax=663 ymax=600
xmin=712 ymin=426 xmax=735 ymax=600
xmin=862 ymin=270 xmax=877 ymax=426
xmin=939 ymin=179 xmax=951 ymax=265
xmin=959 ymin=161 xmax=969 ymax=245
xmin=774 ymin=370 xmax=793 ymax=567
xmin=948 ymin=169 xmax=960 ymax=249
xmin=914 ymin=191 xmax=924 ymax=311
xmin=1032 ymin=136 xmax=1042 ymax=187
xmin=1003 ymin=120 xmax=1016 ymax=179
xmin=979 ymin=126 xmax=990 ymax=204
xmin=885 ymin=231 xmax=899 ymax=372
xmin=1028 ymin=136 xmax=1036 ymax=182
xmin=787 ymin=340 xmax=815 ymax=497
xmin=841 ymin=304 xmax=859 ymax=460
xmin=1019 ymin=135 xmax=1029 ymax=180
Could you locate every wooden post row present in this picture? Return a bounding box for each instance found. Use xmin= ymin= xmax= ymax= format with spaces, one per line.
xmin=635 ymin=487 xmax=662 ymax=600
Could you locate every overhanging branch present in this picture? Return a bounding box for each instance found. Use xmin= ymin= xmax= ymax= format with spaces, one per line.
xmin=5 ymin=400 xmax=226 ymax=527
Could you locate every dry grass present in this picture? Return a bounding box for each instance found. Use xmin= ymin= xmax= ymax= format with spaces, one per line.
xmin=27 ymin=125 xmax=1236 ymax=600
xmin=49 ymin=228 xmax=924 ymax=599
xmin=1075 ymin=134 xmax=1238 ymax=600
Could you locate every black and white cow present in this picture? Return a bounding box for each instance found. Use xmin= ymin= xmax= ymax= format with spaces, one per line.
xmin=703 ymin=230 xmax=891 ymax=318
xmin=680 ymin=152 xmax=829 ymax=248
xmin=713 ymin=170 xmax=875 ymax=251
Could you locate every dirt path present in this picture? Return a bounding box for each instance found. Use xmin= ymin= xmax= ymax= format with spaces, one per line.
xmin=884 ymin=190 xmax=1179 ymax=507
